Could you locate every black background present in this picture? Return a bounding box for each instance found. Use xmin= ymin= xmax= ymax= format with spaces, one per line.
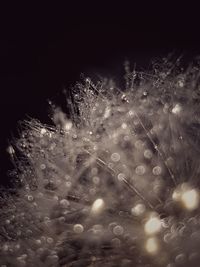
xmin=0 ymin=2 xmax=200 ymax=185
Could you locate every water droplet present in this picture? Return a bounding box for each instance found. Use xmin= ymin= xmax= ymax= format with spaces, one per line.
xmin=104 ymin=107 xmax=111 ymax=118
xmin=121 ymin=123 xmax=127 ymax=129
xmin=73 ymin=224 xmax=84 ymax=234
xmin=145 ymin=237 xmax=159 ymax=254
xmin=7 ymin=145 xmax=15 ymax=155
xmin=181 ymin=188 xmax=199 ymax=211
xmin=177 ymin=80 xmax=184 ymax=87
xmin=27 ymin=195 xmax=34 ymax=202
xmin=144 ymin=149 xmax=153 ymax=159
xmin=60 ymin=199 xmax=69 ymax=208
xmin=144 ymin=215 xmax=161 ymax=235
xmin=40 ymin=164 xmax=46 ymax=170
xmin=152 ymin=166 xmax=162 ymax=175
xmin=172 ymin=103 xmax=182 ymax=115
xmin=118 ymin=173 xmax=125 ymax=181
xmin=113 ymin=225 xmax=124 ymax=236
xmin=65 ymin=181 xmax=72 ymax=188
xmin=131 ymin=203 xmax=146 ymax=216
xmin=91 ymin=198 xmax=105 ymax=215
xmin=111 ymin=153 xmax=120 ymax=162
xmin=40 ymin=128 xmax=47 ymax=135
xmin=93 ymin=176 xmax=100 ymax=185
xmin=135 ymin=165 xmax=146 ymax=175
xmin=64 ymin=121 xmax=72 ymax=130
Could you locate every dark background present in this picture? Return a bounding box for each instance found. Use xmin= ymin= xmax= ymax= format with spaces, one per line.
xmin=0 ymin=2 xmax=200 ymax=185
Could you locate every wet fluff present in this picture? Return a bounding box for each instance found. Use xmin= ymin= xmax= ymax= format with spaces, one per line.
xmin=1 ymin=59 xmax=200 ymax=266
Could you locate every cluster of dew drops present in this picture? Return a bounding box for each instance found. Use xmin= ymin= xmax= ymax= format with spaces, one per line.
xmin=2 ymin=58 xmax=200 ymax=266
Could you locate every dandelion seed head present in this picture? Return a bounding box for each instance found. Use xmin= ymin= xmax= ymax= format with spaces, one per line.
xmin=2 ymin=58 xmax=200 ymax=266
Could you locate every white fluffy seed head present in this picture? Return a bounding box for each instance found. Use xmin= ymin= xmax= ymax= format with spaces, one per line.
xmin=2 ymin=59 xmax=200 ymax=266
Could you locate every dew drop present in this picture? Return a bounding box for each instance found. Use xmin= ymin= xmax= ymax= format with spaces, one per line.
xmin=135 ymin=165 xmax=146 ymax=175
xmin=113 ymin=225 xmax=124 ymax=236
xmin=152 ymin=166 xmax=162 ymax=175
xmin=73 ymin=224 xmax=84 ymax=234
xmin=111 ymin=153 xmax=120 ymax=162
xmin=118 ymin=173 xmax=125 ymax=181
xmin=144 ymin=149 xmax=153 ymax=159
xmin=131 ymin=203 xmax=146 ymax=216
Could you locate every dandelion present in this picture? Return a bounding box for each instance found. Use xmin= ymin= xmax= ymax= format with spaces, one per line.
xmin=1 ymin=57 xmax=200 ymax=266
